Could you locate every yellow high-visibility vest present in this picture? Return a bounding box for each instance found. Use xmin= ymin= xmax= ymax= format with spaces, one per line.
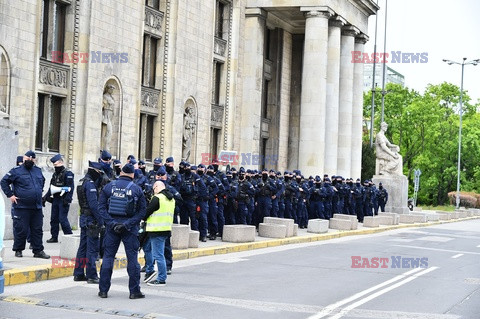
xmin=146 ymin=193 xmax=175 ymax=232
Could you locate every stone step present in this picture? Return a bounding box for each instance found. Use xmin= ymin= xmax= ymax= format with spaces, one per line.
xmin=435 ymin=211 xmax=452 ymax=220
xmin=307 ymin=219 xmax=329 ymax=234
xmin=333 ymin=214 xmax=358 ymax=230
xmin=263 ymin=217 xmax=295 ymax=237
xmin=258 ymin=223 xmax=287 ymax=239
xmin=222 ymin=225 xmax=256 ymax=243
xmin=329 ymin=218 xmax=352 ymax=231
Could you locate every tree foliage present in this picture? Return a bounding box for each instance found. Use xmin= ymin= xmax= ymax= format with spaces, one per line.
xmin=363 ymin=82 xmax=480 ymax=205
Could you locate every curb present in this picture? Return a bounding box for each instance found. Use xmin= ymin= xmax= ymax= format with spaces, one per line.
xmin=4 ymin=216 xmax=479 ymax=286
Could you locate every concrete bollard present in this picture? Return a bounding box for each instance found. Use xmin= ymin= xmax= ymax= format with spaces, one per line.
xmin=409 ymin=213 xmax=428 ymax=223
xmin=59 ymin=234 xmax=81 ymax=260
xmin=329 ymin=218 xmax=352 ymax=231
xmin=258 ymin=223 xmax=287 ymax=239
xmin=171 ymin=224 xmax=190 ymax=249
xmin=378 ymin=212 xmax=399 ymax=225
xmin=263 ymin=217 xmax=295 ymax=237
xmin=307 ymin=219 xmax=329 ymax=234
xmin=398 ymin=214 xmax=415 ymax=224
xmin=333 ymin=214 xmax=358 ymax=230
xmin=293 ymin=224 xmax=298 ymax=236
xmin=222 ymin=225 xmax=256 ymax=243
xmin=363 ymin=216 xmax=380 ymax=228
xmin=189 ymin=230 xmax=200 ymax=248
xmin=376 ymin=215 xmax=394 ymax=225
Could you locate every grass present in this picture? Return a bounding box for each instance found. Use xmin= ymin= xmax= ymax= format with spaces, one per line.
xmin=421 ymin=205 xmax=455 ymax=212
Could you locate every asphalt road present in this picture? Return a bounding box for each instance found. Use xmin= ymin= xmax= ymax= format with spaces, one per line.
xmin=1 ymin=219 xmax=480 ymax=319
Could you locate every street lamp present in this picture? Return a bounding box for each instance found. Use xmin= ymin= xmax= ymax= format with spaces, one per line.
xmin=442 ymin=58 xmax=480 ymax=209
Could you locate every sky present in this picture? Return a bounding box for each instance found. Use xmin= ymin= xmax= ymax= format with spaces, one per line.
xmin=365 ymin=0 xmax=480 ymax=103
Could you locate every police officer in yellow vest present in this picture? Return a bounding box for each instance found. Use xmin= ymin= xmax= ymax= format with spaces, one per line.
xmin=144 ymin=181 xmax=175 ymax=286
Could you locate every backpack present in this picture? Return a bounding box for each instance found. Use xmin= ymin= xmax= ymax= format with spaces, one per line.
xmin=108 ymin=181 xmax=137 ymax=217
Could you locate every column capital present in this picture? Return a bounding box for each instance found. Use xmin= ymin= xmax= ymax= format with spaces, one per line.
xmin=341 ymin=25 xmax=360 ymax=37
xmin=300 ymin=6 xmax=334 ymax=19
xmin=329 ymin=15 xmax=347 ymax=28
xmin=355 ymin=33 xmax=369 ymax=44
xmin=245 ymin=7 xmax=267 ymax=19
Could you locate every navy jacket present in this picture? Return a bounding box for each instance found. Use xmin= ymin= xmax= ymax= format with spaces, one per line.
xmin=1 ymin=165 xmax=45 ymax=210
xmin=98 ymin=176 xmax=146 ymax=234
xmin=79 ymin=174 xmax=103 ymax=228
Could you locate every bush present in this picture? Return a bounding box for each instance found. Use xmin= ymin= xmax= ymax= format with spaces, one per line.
xmin=447 ymin=191 xmax=479 ymax=208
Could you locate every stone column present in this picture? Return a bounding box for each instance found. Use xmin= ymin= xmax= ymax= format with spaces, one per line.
xmin=324 ymin=17 xmax=345 ymax=176
xmin=337 ymin=26 xmax=358 ymax=178
xmin=351 ymin=34 xmax=368 ymax=179
xmin=239 ymin=8 xmax=266 ymax=168
xmin=298 ymin=7 xmax=333 ymax=177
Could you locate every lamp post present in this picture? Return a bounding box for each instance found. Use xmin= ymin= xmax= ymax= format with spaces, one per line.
xmin=442 ymin=58 xmax=479 ymax=209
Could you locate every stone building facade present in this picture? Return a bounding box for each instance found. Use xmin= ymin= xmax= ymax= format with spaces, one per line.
xmin=0 ymin=0 xmax=377 ymax=179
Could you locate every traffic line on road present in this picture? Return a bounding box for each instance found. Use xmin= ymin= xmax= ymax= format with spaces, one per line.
xmin=394 ymin=245 xmax=480 ymax=255
xmin=451 ymin=254 xmax=464 ymax=259
xmin=306 ymin=268 xmax=424 ymax=319
xmin=326 ymin=267 xmax=439 ymax=319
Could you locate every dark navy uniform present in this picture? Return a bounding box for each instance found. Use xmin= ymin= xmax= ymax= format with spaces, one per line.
xmin=1 ymin=160 xmax=46 ymax=255
xmin=236 ymin=170 xmax=254 ymax=225
xmin=73 ymin=163 xmax=104 ymax=281
xmin=98 ymin=173 xmax=146 ymax=297
xmin=44 ymin=166 xmax=74 ymax=241
xmin=378 ymin=184 xmax=388 ymax=212
xmin=178 ymin=166 xmax=198 ymax=230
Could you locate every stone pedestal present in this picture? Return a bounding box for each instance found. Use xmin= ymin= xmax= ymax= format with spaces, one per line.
xmin=307 ymin=219 xmax=329 ymax=233
xmin=171 ymin=225 xmax=190 ymax=249
xmin=222 ymin=225 xmax=256 ymax=243
xmin=59 ymin=234 xmax=81 ymax=260
xmin=372 ymin=175 xmax=409 ymax=214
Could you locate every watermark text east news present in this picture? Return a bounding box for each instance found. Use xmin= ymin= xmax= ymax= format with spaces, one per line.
xmin=351 ymin=51 xmax=428 ymax=63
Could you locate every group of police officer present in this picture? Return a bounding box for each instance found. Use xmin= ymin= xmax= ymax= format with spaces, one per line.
xmin=1 ymin=149 xmax=388 ymax=299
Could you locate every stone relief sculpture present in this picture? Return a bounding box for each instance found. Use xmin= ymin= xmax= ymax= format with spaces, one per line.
xmin=182 ymin=105 xmax=196 ymax=161
xmin=375 ymin=122 xmax=403 ymax=175
xmin=102 ymin=84 xmax=116 ymax=150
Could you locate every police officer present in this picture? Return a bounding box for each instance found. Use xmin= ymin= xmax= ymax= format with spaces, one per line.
xmin=99 ymin=150 xmax=114 ymax=179
xmin=353 ymin=178 xmax=365 ymax=222
xmin=43 ymin=154 xmax=74 ymax=243
xmin=310 ymin=176 xmax=326 ymax=219
xmin=178 ymin=162 xmax=198 ymax=229
xmin=164 ymin=157 xmax=182 ymax=223
xmin=224 ymin=170 xmax=237 ymax=225
xmin=283 ymin=171 xmax=298 ymax=220
xmin=377 ymin=182 xmax=388 ymax=213
xmin=98 ymin=163 xmax=146 ymax=299
xmin=73 ymin=161 xmax=105 ymax=283
xmin=363 ymin=180 xmax=374 ymax=218
xmin=236 ymin=168 xmax=254 ymax=224
xmin=113 ymin=159 xmax=122 ymax=179
xmin=276 ymin=171 xmax=285 ymax=218
xmin=256 ymin=169 xmax=275 ymax=225
xmin=323 ymin=177 xmax=334 ymax=219
xmin=196 ymin=164 xmax=217 ymax=240
xmin=296 ymin=175 xmax=309 ymax=228
xmin=207 ymin=165 xmax=225 ymax=238
xmin=1 ymin=151 xmax=50 ymax=259
xmin=146 ymin=157 xmax=163 ymax=186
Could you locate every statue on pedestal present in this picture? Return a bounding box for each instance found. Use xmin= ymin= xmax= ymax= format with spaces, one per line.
xmin=376 ymin=122 xmax=403 ymax=176
xmin=182 ymin=106 xmax=196 ymax=161
xmin=102 ymin=84 xmax=116 ymax=150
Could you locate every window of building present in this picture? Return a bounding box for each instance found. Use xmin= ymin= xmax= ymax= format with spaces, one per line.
xmin=146 ymin=0 xmax=160 ymax=10
xmin=40 ymin=0 xmax=67 ymax=62
xmin=210 ymin=127 xmax=221 ymax=157
xmin=35 ymin=93 xmax=62 ymax=152
xmin=138 ymin=113 xmax=155 ymax=161
xmin=212 ymin=61 xmax=222 ymax=105
xmin=262 ymin=80 xmax=269 ymax=119
xmin=0 ymin=47 xmax=10 ymax=116
xmin=215 ymin=1 xmax=225 ymax=39
xmin=142 ymin=35 xmax=159 ymax=88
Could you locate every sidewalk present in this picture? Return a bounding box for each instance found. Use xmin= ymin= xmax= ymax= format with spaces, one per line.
xmin=2 ymin=215 xmax=479 ymax=286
